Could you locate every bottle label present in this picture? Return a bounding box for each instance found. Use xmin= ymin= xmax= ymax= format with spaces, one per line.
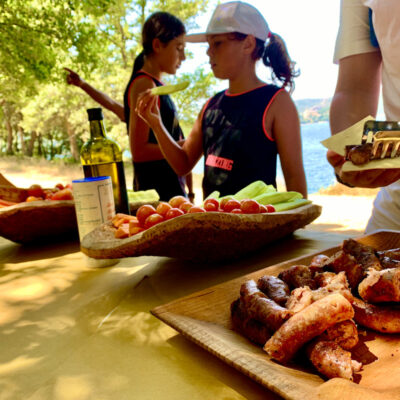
xmin=72 ymin=176 xmax=115 ymax=240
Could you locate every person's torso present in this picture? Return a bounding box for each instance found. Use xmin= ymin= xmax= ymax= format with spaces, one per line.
xmin=364 ymin=0 xmax=400 ymax=120
xmin=123 ymin=70 xmax=186 ymax=200
xmin=201 ymin=84 xmax=282 ymax=198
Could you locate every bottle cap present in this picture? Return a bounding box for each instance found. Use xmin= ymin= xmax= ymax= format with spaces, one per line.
xmin=87 ymin=108 xmax=104 ymax=121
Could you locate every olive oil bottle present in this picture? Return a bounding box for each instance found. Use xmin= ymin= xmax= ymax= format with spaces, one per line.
xmin=81 ymin=108 xmax=130 ymax=214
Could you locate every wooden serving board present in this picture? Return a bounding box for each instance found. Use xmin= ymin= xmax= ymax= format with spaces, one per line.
xmin=0 ymin=200 xmax=78 ymax=243
xmin=0 ymin=185 xmax=29 ymax=202
xmin=80 ymin=203 xmax=322 ymax=261
xmin=151 ymin=230 xmax=400 ymax=400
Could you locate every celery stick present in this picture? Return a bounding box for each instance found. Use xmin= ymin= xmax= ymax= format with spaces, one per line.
xmin=150 ymin=81 xmax=190 ymax=95
xmin=232 ymin=180 xmax=275 ymax=200
xmin=253 ymin=191 xmax=302 ymax=205
xmin=273 ymin=198 xmax=311 ymax=212
xmin=127 ymin=189 xmax=160 ymax=202
xmin=204 ymin=190 xmax=220 ymax=201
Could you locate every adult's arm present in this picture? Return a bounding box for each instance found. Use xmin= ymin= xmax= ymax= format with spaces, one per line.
xmin=64 ymin=68 xmax=125 ymax=122
xmin=328 ymin=53 xmax=400 ymax=187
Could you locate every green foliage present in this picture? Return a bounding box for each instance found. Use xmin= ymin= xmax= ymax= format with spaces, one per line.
xmin=0 ymin=0 xmax=217 ymax=162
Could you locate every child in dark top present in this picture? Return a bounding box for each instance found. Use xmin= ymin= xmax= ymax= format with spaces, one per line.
xmin=136 ymin=1 xmax=307 ymax=199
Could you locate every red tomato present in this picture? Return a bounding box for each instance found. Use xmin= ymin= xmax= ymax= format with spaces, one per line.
xmin=203 ymin=198 xmax=219 ymax=212
xmin=265 ymin=204 xmax=276 ymax=213
xmin=51 ymin=188 xmax=74 ymax=200
xmin=188 ymin=206 xmax=206 ymax=213
xmin=179 ymin=201 xmax=193 ymax=213
xmin=144 ymin=213 xmax=164 ymax=229
xmin=223 ymin=199 xmax=241 ymax=213
xmin=259 ymin=205 xmax=268 ymax=213
xmin=240 ymin=199 xmax=260 ymax=214
xmin=27 ymin=184 xmax=44 ymax=199
xmin=231 ymin=208 xmax=243 ymax=214
xmin=156 ymin=202 xmax=172 ymax=216
xmin=55 ymin=183 xmax=64 ymax=190
xmin=165 ymin=207 xmax=185 ymax=220
xmin=169 ymin=195 xmax=187 ymax=208
xmin=136 ymin=204 xmax=156 ymax=226
xmin=219 ymin=197 xmax=233 ymax=210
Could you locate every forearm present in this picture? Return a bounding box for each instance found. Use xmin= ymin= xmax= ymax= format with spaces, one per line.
xmin=284 ymin=172 xmax=307 ymax=199
xmin=151 ymin=120 xmax=193 ymax=176
xmin=80 ymin=82 xmax=125 ymax=122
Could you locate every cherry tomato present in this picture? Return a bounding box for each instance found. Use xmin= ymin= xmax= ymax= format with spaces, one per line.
xmin=136 ymin=204 xmax=156 ymax=226
xmin=179 ymin=201 xmax=193 ymax=213
xmin=219 ymin=197 xmax=233 ymax=210
xmin=26 ymin=196 xmax=42 ymax=202
xmin=169 ymin=195 xmax=187 ymax=208
xmin=51 ymin=188 xmax=74 ymax=200
xmin=27 ymin=184 xmax=44 ymax=199
xmin=156 ymin=202 xmax=172 ymax=216
xmin=265 ymin=204 xmax=276 ymax=213
xmin=144 ymin=213 xmax=164 ymax=229
xmin=231 ymin=208 xmax=243 ymax=214
xmin=188 ymin=206 xmax=206 ymax=213
xmin=55 ymin=183 xmax=64 ymax=190
xmin=203 ymin=198 xmax=219 ymax=212
xmin=259 ymin=204 xmax=268 ymax=213
xmin=240 ymin=199 xmax=260 ymax=214
xmin=223 ymin=199 xmax=241 ymax=213
xmin=165 ymin=207 xmax=185 ymax=220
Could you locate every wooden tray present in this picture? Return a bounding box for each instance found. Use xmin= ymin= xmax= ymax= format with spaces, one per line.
xmin=80 ymin=203 xmax=322 ymax=261
xmin=151 ymin=230 xmax=400 ymax=400
xmin=0 ymin=200 xmax=78 ymax=243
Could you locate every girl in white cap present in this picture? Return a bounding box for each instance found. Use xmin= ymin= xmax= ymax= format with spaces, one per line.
xmin=137 ymin=1 xmax=307 ymax=199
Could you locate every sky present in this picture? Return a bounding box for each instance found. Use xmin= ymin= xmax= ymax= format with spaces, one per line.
xmin=181 ymin=0 xmax=341 ymax=100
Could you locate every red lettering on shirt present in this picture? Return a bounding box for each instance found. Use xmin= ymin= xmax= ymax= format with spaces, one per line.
xmin=205 ymin=154 xmax=234 ymax=171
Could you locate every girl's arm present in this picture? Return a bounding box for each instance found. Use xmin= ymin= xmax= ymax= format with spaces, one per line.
xmin=64 ymin=68 xmax=125 ymax=122
xmin=136 ymin=90 xmax=204 ymax=176
xmin=266 ymin=90 xmax=307 ymax=198
xmin=128 ymin=78 xmax=169 ymax=162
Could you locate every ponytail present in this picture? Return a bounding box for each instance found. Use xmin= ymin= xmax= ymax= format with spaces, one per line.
xmin=262 ymin=33 xmax=299 ymax=93
xmin=132 ymin=50 xmax=145 ymax=74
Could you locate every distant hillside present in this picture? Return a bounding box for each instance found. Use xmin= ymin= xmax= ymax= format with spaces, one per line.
xmin=295 ymin=98 xmax=331 ymax=123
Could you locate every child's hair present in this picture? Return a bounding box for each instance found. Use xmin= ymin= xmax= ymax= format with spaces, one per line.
xmin=231 ymin=32 xmax=299 ymax=92
xmin=132 ymin=12 xmax=186 ymax=73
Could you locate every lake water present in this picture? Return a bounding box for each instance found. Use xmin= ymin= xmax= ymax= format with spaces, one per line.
xmin=192 ymin=121 xmax=336 ymax=194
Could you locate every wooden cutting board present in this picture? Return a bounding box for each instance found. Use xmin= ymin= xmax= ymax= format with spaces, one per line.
xmin=151 ymin=230 xmax=400 ymax=400
xmin=80 ymin=203 xmax=322 ymax=261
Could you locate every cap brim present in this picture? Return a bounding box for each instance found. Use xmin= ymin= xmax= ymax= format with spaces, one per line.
xmin=185 ymin=33 xmax=207 ymax=43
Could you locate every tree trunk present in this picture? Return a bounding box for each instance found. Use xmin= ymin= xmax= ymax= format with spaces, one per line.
xmin=5 ymin=118 xmax=13 ymax=155
xmin=27 ymin=131 xmax=37 ymax=157
xmin=18 ymin=126 xmax=26 ymax=155
xmin=66 ymin=120 xmax=79 ymax=161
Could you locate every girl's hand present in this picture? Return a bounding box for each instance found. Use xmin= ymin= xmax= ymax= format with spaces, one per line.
xmin=64 ymin=67 xmax=84 ymax=87
xmin=327 ymin=149 xmax=400 ymax=188
xmin=136 ymin=90 xmax=161 ymax=129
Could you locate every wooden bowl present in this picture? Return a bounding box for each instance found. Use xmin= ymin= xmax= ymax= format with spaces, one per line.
xmin=81 ymin=203 xmax=322 ymax=261
xmin=0 ymin=200 xmax=78 ymax=244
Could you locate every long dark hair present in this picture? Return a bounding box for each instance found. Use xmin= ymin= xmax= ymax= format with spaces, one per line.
xmin=231 ymin=32 xmax=299 ymax=93
xmin=132 ymin=12 xmax=186 ymax=73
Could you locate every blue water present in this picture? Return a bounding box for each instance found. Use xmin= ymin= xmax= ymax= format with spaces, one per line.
xmin=193 ymin=121 xmax=335 ymax=194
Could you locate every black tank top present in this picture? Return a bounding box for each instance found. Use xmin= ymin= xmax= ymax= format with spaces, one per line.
xmin=202 ymin=84 xmax=283 ymax=198
xmin=123 ymin=71 xmax=186 ymax=201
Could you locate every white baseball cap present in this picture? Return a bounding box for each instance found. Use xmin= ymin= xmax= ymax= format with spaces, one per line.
xmin=186 ymin=1 xmax=270 ymax=43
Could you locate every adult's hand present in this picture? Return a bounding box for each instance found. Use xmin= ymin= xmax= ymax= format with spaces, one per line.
xmin=64 ymin=67 xmax=84 ymax=88
xmin=327 ymin=149 xmax=400 ymax=188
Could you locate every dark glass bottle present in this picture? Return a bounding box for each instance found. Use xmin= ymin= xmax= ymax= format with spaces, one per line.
xmin=80 ymin=108 xmax=130 ymax=214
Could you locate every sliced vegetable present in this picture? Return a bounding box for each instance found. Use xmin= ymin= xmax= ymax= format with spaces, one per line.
xmin=253 ymin=191 xmax=303 ymax=205
xmin=273 ymin=198 xmax=311 ymax=212
xmin=232 ymin=180 xmax=275 ymax=201
xmin=150 ymin=81 xmax=190 ymax=96
xmin=127 ymin=189 xmax=159 ymax=203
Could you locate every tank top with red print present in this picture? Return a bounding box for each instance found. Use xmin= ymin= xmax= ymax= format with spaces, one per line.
xmin=201 ymin=84 xmax=283 ymax=198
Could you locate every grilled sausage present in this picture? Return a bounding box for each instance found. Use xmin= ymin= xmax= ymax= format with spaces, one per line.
xmin=257 ymin=275 xmax=290 ymax=306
